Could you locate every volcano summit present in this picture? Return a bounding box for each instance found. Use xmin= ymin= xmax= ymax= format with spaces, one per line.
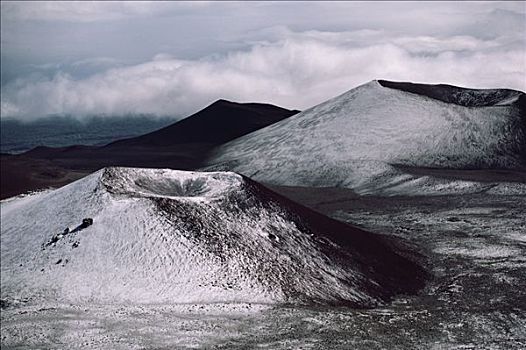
xmin=207 ymin=80 xmax=525 ymax=195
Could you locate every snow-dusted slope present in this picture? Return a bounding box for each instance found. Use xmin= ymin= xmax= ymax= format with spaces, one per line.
xmin=0 ymin=167 xmax=425 ymax=307
xmin=206 ymin=80 xmax=525 ymax=194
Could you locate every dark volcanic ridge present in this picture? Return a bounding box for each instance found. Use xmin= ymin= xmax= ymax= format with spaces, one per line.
xmin=108 ymin=99 xmax=299 ymax=147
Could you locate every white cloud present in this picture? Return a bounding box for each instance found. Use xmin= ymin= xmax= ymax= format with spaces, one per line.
xmin=2 ymin=28 xmax=524 ymax=121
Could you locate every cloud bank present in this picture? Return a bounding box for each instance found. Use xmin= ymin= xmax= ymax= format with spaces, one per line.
xmin=1 ymin=2 xmax=524 ymax=120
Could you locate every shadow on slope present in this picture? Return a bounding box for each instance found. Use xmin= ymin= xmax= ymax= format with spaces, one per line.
xmin=378 ymin=80 xmax=525 ymax=108
xmin=240 ymin=176 xmax=429 ymax=301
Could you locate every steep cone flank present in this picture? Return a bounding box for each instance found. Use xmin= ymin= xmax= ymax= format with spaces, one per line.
xmin=1 ymin=167 xmax=425 ymax=306
xmin=206 ymin=80 xmax=526 ymax=195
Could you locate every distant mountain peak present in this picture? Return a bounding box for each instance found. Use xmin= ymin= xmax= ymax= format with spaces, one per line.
xmin=108 ymin=99 xmax=299 ymax=148
xmin=209 ymin=98 xmax=236 ymax=106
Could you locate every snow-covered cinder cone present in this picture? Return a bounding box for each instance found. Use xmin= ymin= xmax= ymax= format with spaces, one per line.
xmin=1 ymin=167 xmax=426 ymax=307
xmin=206 ymin=80 xmax=526 ymax=195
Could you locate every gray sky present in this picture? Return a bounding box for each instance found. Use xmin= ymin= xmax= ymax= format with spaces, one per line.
xmin=1 ymin=1 xmax=525 ymax=120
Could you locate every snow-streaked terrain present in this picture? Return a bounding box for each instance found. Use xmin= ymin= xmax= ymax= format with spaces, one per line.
xmin=206 ymin=80 xmax=525 ymax=195
xmin=0 ymin=167 xmax=423 ymax=308
xmin=2 ymin=190 xmax=524 ymax=349
xmin=2 ymin=79 xmax=525 ymax=349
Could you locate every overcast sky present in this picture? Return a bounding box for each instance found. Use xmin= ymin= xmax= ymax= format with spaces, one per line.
xmin=1 ymin=1 xmax=525 ymax=120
